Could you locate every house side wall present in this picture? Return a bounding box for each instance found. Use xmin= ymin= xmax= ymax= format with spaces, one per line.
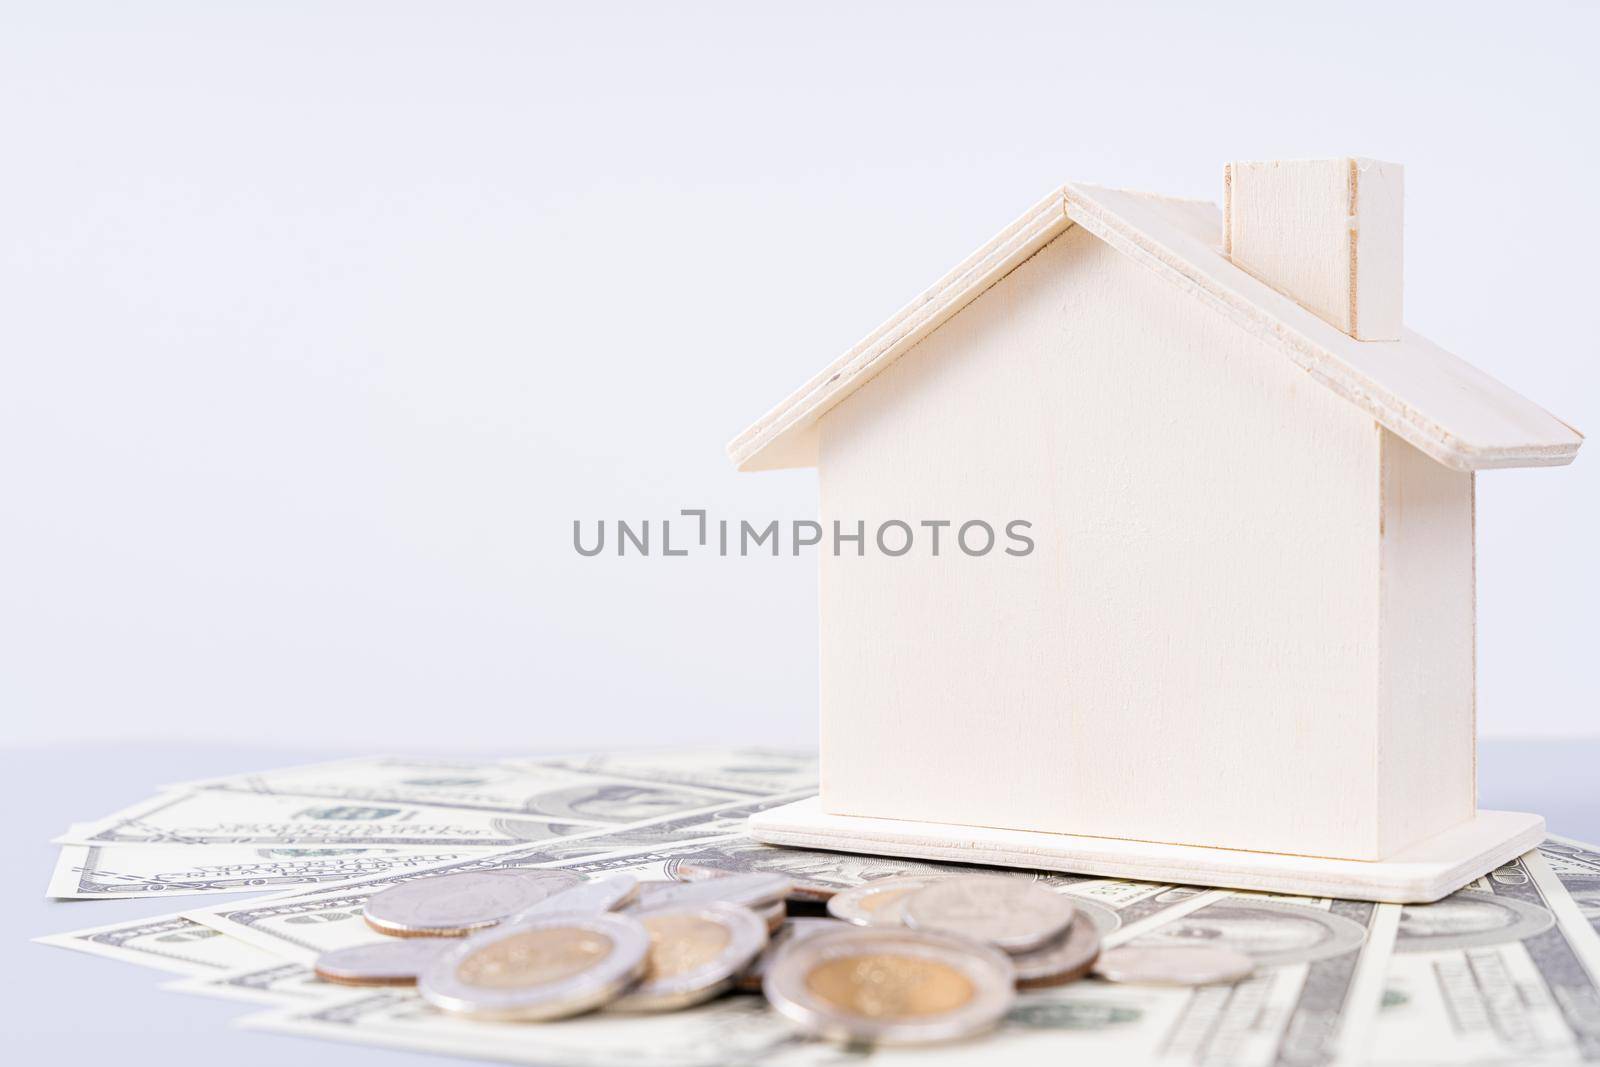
xmin=1376 ymin=432 xmax=1477 ymax=855
xmin=817 ymin=224 xmax=1393 ymax=860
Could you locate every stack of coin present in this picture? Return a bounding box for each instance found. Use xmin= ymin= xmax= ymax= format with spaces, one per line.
xmin=315 ymin=864 xmax=1247 ymax=1038
xmin=322 ymin=865 xmax=787 ymax=1021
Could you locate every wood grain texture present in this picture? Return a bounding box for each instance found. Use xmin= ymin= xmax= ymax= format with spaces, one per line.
xmin=727 ymin=188 xmax=1073 ymax=472
xmin=749 ymin=798 xmax=1546 ymax=904
xmin=818 ymin=225 xmax=1397 ymax=859
xmin=1225 ymin=157 xmax=1404 ymax=341
xmin=1376 ymin=431 xmax=1476 ymax=855
xmin=731 ymin=178 xmax=1579 ymax=472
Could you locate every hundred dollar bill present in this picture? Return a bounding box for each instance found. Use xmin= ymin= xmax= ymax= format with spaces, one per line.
xmin=169 ymin=755 xmax=747 ymax=818
xmin=35 ymin=910 xmax=280 ymax=976
xmin=47 ymin=841 xmax=505 ymax=899
xmin=526 ymin=747 xmax=818 ymax=797
xmin=165 ymin=960 xmax=348 ymax=1007
xmin=1368 ymin=849 xmax=1600 ymax=1064
xmin=58 ymin=789 xmax=604 ymax=848
xmin=1539 ymin=833 xmax=1600 ymax=939
xmin=1070 ymin=892 xmax=1400 ymax=1066
xmin=240 ymin=988 xmax=821 ymax=1066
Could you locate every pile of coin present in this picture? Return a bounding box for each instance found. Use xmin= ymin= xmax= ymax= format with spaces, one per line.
xmin=312 ymin=866 xmax=1252 ymax=1047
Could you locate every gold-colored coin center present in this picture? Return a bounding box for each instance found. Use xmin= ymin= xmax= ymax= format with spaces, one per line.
xmin=456 ymin=928 xmax=612 ymax=988
xmin=639 ymin=914 xmax=731 ymax=980
xmin=805 ymin=953 xmax=974 ymax=1019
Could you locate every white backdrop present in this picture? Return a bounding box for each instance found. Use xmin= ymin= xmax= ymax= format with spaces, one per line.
xmin=3 ymin=1 xmax=1594 ymax=749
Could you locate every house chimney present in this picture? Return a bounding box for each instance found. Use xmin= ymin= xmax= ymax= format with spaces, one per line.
xmin=1224 ymin=157 xmax=1403 ymax=341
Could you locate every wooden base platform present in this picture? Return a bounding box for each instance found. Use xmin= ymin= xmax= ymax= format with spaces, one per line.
xmin=746 ymin=798 xmax=1545 ymax=903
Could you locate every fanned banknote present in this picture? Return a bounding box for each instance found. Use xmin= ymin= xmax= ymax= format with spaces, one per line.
xmin=39 ymin=750 xmax=1600 ymax=1067
xmin=35 ymin=910 xmax=280 ymax=976
xmin=166 ymin=755 xmax=752 ymax=817
xmin=57 ymin=788 xmax=606 ymax=848
xmin=48 ymin=841 xmax=506 ymax=899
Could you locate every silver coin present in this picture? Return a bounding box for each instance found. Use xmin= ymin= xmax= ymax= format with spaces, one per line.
xmin=901 ymin=876 xmax=1076 ymax=953
xmin=417 ymin=912 xmax=650 ymax=1020
xmin=313 ymin=938 xmax=455 ymax=986
xmin=737 ymin=917 xmax=851 ymax=992
xmin=764 ymin=927 xmax=1016 ymax=1045
xmin=508 ymin=873 xmax=638 ymax=922
xmin=607 ymin=901 xmax=769 ymax=1012
xmin=1092 ymin=945 xmax=1255 ymax=986
xmin=364 ymin=869 xmax=584 ymax=937
xmin=1011 ymin=916 xmax=1101 ymax=988
xmin=629 ymin=871 xmax=792 ymax=912
xmin=826 ymin=877 xmax=935 ymax=927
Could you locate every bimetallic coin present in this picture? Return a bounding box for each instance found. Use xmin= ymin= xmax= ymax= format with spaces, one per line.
xmin=1092 ymin=945 xmax=1254 ymax=986
xmin=608 ymin=901 xmax=769 ymax=1012
xmin=313 ymin=939 xmax=455 ymax=986
xmin=765 ymin=928 xmax=1015 ymax=1045
xmin=902 ymin=876 xmax=1076 ymax=954
xmin=827 ymin=878 xmax=935 ymax=927
xmin=1011 ymin=916 xmax=1101 ymax=988
xmin=417 ymin=912 xmax=650 ymax=1020
xmin=737 ymin=917 xmax=850 ymax=992
xmin=364 ymin=869 xmax=584 ymax=938
xmin=509 ymin=873 xmax=638 ymax=921
xmin=629 ymin=871 xmax=792 ymax=913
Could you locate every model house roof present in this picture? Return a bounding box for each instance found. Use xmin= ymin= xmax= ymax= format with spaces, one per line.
xmin=728 ymin=182 xmax=1582 ymax=473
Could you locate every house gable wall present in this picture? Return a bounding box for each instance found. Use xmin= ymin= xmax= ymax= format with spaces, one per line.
xmin=817 ymin=224 xmax=1473 ymax=860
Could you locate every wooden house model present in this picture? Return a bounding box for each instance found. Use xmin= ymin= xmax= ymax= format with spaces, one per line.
xmin=730 ymin=159 xmax=1581 ymax=902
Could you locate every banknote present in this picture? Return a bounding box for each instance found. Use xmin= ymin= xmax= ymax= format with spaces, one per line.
xmin=47 ymin=841 xmax=506 ymax=899
xmin=57 ymin=788 xmax=603 ymax=848
xmin=1089 ymin=892 xmax=1399 ymax=1065
xmin=35 ymin=910 xmax=281 ymax=976
xmin=1368 ymin=849 xmax=1600 ymax=1064
xmin=240 ymin=987 xmax=820 ymax=1066
xmin=1539 ymin=833 xmax=1600 ymax=938
xmin=527 ymin=747 xmax=819 ymax=797
xmin=169 ymin=755 xmax=748 ymax=818
xmin=165 ymin=960 xmax=350 ymax=1007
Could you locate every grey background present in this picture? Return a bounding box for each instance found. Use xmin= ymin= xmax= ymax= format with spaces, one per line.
xmin=2 ymin=0 xmax=1596 ymax=753
xmin=8 ymin=741 xmax=1599 ymax=1061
